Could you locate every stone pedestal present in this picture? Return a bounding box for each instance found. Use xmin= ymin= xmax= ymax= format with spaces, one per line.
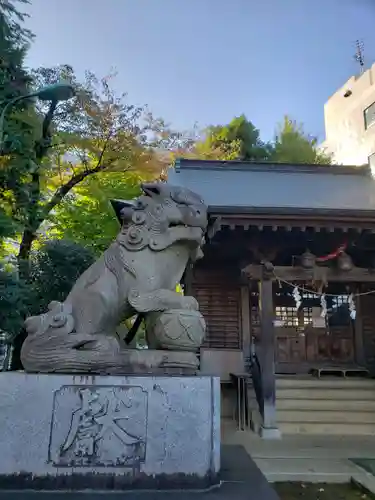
xmin=259 ymin=426 xmax=282 ymax=440
xmin=0 ymin=373 xmax=220 ymax=490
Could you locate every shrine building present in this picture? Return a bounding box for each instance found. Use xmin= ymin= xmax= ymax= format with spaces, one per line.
xmin=167 ymin=158 xmax=375 ymax=438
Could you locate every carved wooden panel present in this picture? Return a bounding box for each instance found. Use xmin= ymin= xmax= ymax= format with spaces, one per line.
xmin=305 ymin=326 xmax=354 ymax=363
xmin=275 ymin=334 xmax=306 ymax=363
xmin=330 ymin=326 xmax=355 ymax=362
xmin=306 ymin=329 xmax=332 ymax=362
xmin=306 ymin=328 xmax=325 ymax=361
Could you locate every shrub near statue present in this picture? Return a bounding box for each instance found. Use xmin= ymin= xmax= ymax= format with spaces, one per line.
xmin=21 ymin=183 xmax=208 ymax=374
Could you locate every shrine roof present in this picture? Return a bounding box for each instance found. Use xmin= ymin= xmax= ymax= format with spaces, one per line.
xmin=167 ymin=159 xmax=375 ymax=216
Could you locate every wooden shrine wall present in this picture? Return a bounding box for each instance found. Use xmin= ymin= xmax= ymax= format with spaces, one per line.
xmin=189 ymin=267 xmax=375 ymax=374
xmin=360 ymin=294 xmax=375 ymax=372
xmin=192 ymin=269 xmax=242 ymax=350
xmin=249 ymin=285 xmax=356 ymax=372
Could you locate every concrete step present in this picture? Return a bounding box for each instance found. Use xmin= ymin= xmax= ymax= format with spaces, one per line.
xmin=275 ymin=377 xmax=375 ymax=435
xmin=279 ymin=421 xmax=375 ymax=435
xmin=276 ymin=387 xmax=375 ymax=400
xmin=277 ymin=409 xmax=375 ymax=424
xmin=276 ymin=376 xmax=375 ymax=389
xmin=276 ymin=398 xmax=375 ymax=412
xmin=247 ymin=377 xmax=375 ymax=435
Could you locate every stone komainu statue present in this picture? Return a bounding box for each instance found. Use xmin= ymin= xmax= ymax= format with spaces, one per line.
xmin=21 ymin=183 xmax=208 ymax=374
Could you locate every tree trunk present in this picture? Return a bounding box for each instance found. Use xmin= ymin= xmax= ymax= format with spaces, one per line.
xmin=16 ymin=167 xmax=41 ymax=278
xmin=16 ymin=163 xmax=107 ymax=277
xmin=18 ymin=228 xmax=36 ymax=260
xmin=17 ymin=228 xmax=36 ymax=278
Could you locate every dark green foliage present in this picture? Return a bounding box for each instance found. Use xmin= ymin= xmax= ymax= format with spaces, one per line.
xmin=193 ymin=115 xmax=332 ymax=165
xmin=28 ymin=239 xmax=95 ymax=314
xmin=0 ymin=0 xmax=39 ymax=234
xmin=50 ymin=171 xmax=143 ymax=255
xmin=0 ymin=0 xmax=34 ymax=48
xmin=270 ymin=116 xmax=332 ymax=164
xmin=209 ymin=115 xmax=272 ymax=161
xmin=1 ymin=239 xmax=95 ymax=370
xmin=0 ymin=207 xmax=17 ymax=238
xmin=196 ymin=115 xmax=272 ymax=161
xmin=0 ymin=0 xmax=33 ymax=102
xmin=0 ymin=268 xmax=29 ymax=339
xmin=0 ymin=239 xmax=95 ymax=348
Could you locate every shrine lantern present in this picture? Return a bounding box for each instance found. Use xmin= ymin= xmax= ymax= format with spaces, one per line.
xmin=337 ymin=252 xmax=353 ymax=272
xmin=301 ymin=251 xmax=316 ymax=269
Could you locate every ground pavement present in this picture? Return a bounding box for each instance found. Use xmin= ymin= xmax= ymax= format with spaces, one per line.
xmin=0 ymin=446 xmax=280 ymax=500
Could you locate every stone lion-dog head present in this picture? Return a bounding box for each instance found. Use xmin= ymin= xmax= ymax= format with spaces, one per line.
xmin=111 ymin=182 xmax=208 ymax=258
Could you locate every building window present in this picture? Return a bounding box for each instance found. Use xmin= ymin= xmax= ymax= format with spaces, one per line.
xmin=274 ymin=306 xmax=313 ymax=329
xmin=275 ymin=306 xmax=299 ymax=327
xmin=364 ymin=102 xmax=375 ymax=129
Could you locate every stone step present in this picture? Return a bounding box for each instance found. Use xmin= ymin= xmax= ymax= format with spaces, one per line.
xmin=279 ymin=421 xmax=375 ymax=435
xmin=276 ymin=398 xmax=375 ymax=412
xmin=247 ymin=377 xmax=375 ymax=435
xmin=254 ymin=457 xmax=359 ymax=483
xmin=276 ymin=387 xmax=375 ymax=400
xmin=276 ymin=376 xmax=375 ymax=389
xmin=277 ymin=409 xmax=375 ymax=424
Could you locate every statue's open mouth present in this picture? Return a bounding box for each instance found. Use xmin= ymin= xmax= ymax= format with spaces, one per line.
xmin=142 ymin=184 xmax=160 ymax=198
xmin=140 ymin=183 xmax=207 ymax=232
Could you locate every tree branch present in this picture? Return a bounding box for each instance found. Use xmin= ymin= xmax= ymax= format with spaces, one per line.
xmin=40 ymin=162 xmax=108 ymax=224
xmin=95 ymin=129 xmax=112 ymax=168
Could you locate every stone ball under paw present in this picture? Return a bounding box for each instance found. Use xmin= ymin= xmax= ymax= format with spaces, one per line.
xmin=146 ymin=309 xmax=206 ymax=352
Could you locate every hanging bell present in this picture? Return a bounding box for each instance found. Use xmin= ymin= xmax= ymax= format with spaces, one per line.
xmin=337 ymin=252 xmax=353 ymax=272
xmin=301 ymin=251 xmax=316 ymax=269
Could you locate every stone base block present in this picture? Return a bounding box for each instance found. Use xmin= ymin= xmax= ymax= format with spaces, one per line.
xmin=0 ymin=373 xmax=220 ymax=490
xmin=259 ymin=426 xmax=282 ymax=440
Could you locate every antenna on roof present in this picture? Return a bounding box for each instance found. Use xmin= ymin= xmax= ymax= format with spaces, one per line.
xmin=354 ymin=39 xmax=365 ymax=73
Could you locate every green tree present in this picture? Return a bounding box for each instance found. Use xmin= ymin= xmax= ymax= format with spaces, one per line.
xmin=3 ymin=238 xmax=96 ymax=370
xmin=49 ymin=171 xmax=144 ymax=255
xmin=29 ymin=239 xmax=95 ymax=315
xmin=14 ymin=66 xmax=163 ymax=270
xmin=0 ymin=269 xmax=30 ymax=340
xmin=0 ymin=239 xmax=95 ymax=343
xmin=194 ymin=115 xmax=272 ymax=161
xmin=0 ymin=209 xmax=17 ymax=239
xmin=0 ymin=0 xmax=39 ymax=244
xmin=184 ymin=115 xmax=332 ymax=166
xmin=271 ymin=116 xmax=332 ymax=164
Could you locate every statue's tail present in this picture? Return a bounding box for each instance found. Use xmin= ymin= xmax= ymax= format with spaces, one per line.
xmin=20 ymin=329 xmax=124 ymax=374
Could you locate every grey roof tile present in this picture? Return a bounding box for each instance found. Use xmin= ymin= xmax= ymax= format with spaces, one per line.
xmin=167 ymin=159 xmax=375 ymax=213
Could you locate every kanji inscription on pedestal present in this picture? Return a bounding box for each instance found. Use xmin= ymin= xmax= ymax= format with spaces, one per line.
xmin=48 ymin=385 xmax=147 ymax=467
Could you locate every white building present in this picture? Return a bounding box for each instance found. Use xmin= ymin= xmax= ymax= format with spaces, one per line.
xmin=322 ymin=62 xmax=375 ymax=169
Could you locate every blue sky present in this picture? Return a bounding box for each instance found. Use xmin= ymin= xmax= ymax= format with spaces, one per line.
xmin=24 ymin=0 xmax=375 ymax=143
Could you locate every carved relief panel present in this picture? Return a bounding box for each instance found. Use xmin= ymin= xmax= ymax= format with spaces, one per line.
xmin=48 ymin=385 xmax=147 ymax=467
